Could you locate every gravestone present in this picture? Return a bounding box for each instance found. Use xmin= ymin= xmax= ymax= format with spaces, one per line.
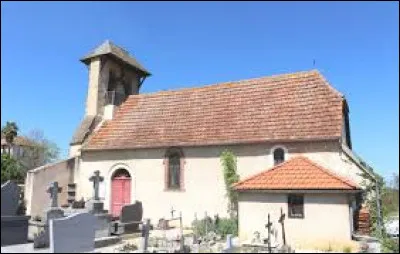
xmin=88 ymin=171 xmax=112 ymax=238
xmin=34 ymin=181 xmax=65 ymax=249
xmin=1 ymin=181 xmax=20 ymax=216
xmin=49 ymin=212 xmax=96 ymax=253
xmin=1 ymin=181 xmax=31 ymax=246
xmin=119 ymin=201 xmax=143 ymax=233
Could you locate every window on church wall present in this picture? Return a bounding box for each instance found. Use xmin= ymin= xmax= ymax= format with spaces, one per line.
xmin=168 ymin=153 xmax=181 ymax=189
xmin=288 ymin=194 xmax=304 ymax=219
xmin=273 ymin=148 xmax=285 ymax=165
xmin=165 ymin=148 xmax=184 ymax=191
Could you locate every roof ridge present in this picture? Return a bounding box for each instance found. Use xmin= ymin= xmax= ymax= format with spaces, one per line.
xmin=131 ymin=69 xmax=320 ymax=99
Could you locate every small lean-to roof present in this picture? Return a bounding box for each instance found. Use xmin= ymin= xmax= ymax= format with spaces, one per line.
xmin=70 ymin=115 xmax=103 ymax=145
xmin=83 ymin=69 xmax=345 ymax=151
xmin=80 ymin=40 xmax=151 ymax=76
xmin=233 ymin=156 xmax=360 ymax=191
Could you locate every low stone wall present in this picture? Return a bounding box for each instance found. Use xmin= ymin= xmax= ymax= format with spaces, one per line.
xmin=24 ymin=157 xmax=77 ymax=218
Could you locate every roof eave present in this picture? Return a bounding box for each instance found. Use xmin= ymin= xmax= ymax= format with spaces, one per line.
xmin=80 ymin=53 xmax=151 ymax=76
xmin=81 ymin=136 xmax=341 ymax=152
xmin=235 ymin=188 xmax=362 ymax=194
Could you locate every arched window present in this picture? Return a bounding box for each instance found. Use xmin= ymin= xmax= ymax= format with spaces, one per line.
xmin=273 ymin=148 xmax=285 ymax=165
xmin=168 ymin=152 xmax=181 ymax=189
xmin=165 ymin=148 xmax=185 ymax=191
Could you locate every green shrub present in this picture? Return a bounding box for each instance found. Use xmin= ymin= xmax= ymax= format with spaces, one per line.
xmin=381 ymin=236 xmax=399 ymax=253
xmin=216 ymin=218 xmax=238 ymax=237
xmin=343 ymin=245 xmax=352 ymax=253
xmin=192 ymin=217 xmax=215 ymax=237
xmin=192 ymin=217 xmax=238 ymax=238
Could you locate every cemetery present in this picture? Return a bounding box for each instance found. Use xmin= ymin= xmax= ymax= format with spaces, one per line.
xmin=1 ymin=170 xmax=383 ymax=253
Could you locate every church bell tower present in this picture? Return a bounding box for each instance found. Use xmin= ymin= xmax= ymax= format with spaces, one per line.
xmin=69 ymin=40 xmax=151 ymax=156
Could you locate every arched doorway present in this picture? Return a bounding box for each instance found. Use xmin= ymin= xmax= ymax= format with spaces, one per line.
xmin=111 ymin=168 xmax=131 ymax=218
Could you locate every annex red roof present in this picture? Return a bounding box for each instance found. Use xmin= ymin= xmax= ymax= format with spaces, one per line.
xmin=84 ymin=70 xmax=345 ymax=150
xmin=233 ymin=156 xmax=359 ymax=191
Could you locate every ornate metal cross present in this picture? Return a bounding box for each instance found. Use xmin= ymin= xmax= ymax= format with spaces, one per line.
xmin=265 ymin=213 xmax=273 ymax=253
xmin=278 ymin=208 xmax=286 ymax=245
xmin=47 ymin=181 xmax=62 ymax=208
xmin=89 ymin=170 xmax=104 ymax=201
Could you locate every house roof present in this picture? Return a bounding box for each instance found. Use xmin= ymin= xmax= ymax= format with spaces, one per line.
xmin=233 ymin=156 xmax=360 ymax=191
xmin=83 ymin=69 xmax=345 ymax=151
xmin=1 ymin=134 xmax=37 ymax=147
xmin=80 ymin=40 xmax=151 ymax=76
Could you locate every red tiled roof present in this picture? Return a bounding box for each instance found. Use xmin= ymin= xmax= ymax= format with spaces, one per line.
xmin=84 ymin=70 xmax=345 ymax=150
xmin=233 ymin=156 xmax=359 ymax=191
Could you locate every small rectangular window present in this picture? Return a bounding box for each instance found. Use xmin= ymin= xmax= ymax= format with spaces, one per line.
xmin=288 ymin=194 xmax=304 ymax=218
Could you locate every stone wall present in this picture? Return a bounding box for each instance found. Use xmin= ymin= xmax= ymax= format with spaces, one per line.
xmin=25 ymin=158 xmax=76 ymax=218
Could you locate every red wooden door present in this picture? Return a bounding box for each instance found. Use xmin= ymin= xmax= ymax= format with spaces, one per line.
xmin=111 ymin=175 xmax=131 ymax=217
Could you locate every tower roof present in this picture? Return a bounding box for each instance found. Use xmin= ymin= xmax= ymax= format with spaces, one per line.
xmin=80 ymin=40 xmax=151 ymax=76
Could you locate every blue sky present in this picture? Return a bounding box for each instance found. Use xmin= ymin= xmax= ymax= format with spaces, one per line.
xmin=1 ymin=2 xmax=398 ymax=180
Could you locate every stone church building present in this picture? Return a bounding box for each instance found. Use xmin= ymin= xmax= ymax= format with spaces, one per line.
xmin=25 ymin=41 xmax=375 ymax=244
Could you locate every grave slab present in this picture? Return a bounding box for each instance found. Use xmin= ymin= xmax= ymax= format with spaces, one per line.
xmin=49 ymin=212 xmax=96 ymax=253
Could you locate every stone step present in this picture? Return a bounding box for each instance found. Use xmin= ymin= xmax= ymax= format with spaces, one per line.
xmin=94 ymin=236 xmax=122 ymax=248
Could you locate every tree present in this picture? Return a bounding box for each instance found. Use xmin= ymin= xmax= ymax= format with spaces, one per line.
xmin=1 ymin=121 xmax=19 ymax=155
xmin=360 ymin=171 xmax=399 ymax=253
xmin=382 ymin=173 xmax=399 ymax=217
xmin=25 ymin=129 xmax=60 ymax=168
xmin=220 ymin=149 xmax=240 ymax=218
xmin=1 ymin=154 xmax=24 ymax=184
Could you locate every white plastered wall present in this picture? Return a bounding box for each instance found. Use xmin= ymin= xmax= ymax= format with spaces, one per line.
xmin=237 ymin=192 xmax=353 ymax=245
xmin=74 ymin=140 xmax=367 ymax=226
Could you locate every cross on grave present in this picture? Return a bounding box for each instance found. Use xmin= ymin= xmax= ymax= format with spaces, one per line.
xmin=265 ymin=213 xmax=273 ymax=253
xmin=47 ymin=182 xmax=62 ymax=208
xmin=89 ymin=170 xmax=104 ymax=201
xmin=179 ymin=211 xmax=184 ymax=252
xmin=170 ymin=206 xmax=176 ymax=219
xmin=278 ymin=207 xmax=287 ymax=245
xmin=140 ymin=218 xmax=151 ymax=252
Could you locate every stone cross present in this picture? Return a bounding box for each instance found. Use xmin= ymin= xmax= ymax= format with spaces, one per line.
xmin=265 ymin=213 xmax=273 ymax=253
xmin=89 ymin=170 xmax=104 ymax=201
xmin=47 ymin=182 xmax=62 ymax=208
xmin=278 ymin=208 xmax=286 ymax=245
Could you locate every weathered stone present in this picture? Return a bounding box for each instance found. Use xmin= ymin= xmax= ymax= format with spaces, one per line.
xmin=49 ymin=212 xmax=96 ymax=253
xmin=1 ymin=181 xmax=20 ymax=216
xmin=43 ymin=208 xmax=64 ymax=223
xmin=120 ymin=201 xmax=143 ymax=233
xmin=1 ymin=215 xmax=30 ymax=246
